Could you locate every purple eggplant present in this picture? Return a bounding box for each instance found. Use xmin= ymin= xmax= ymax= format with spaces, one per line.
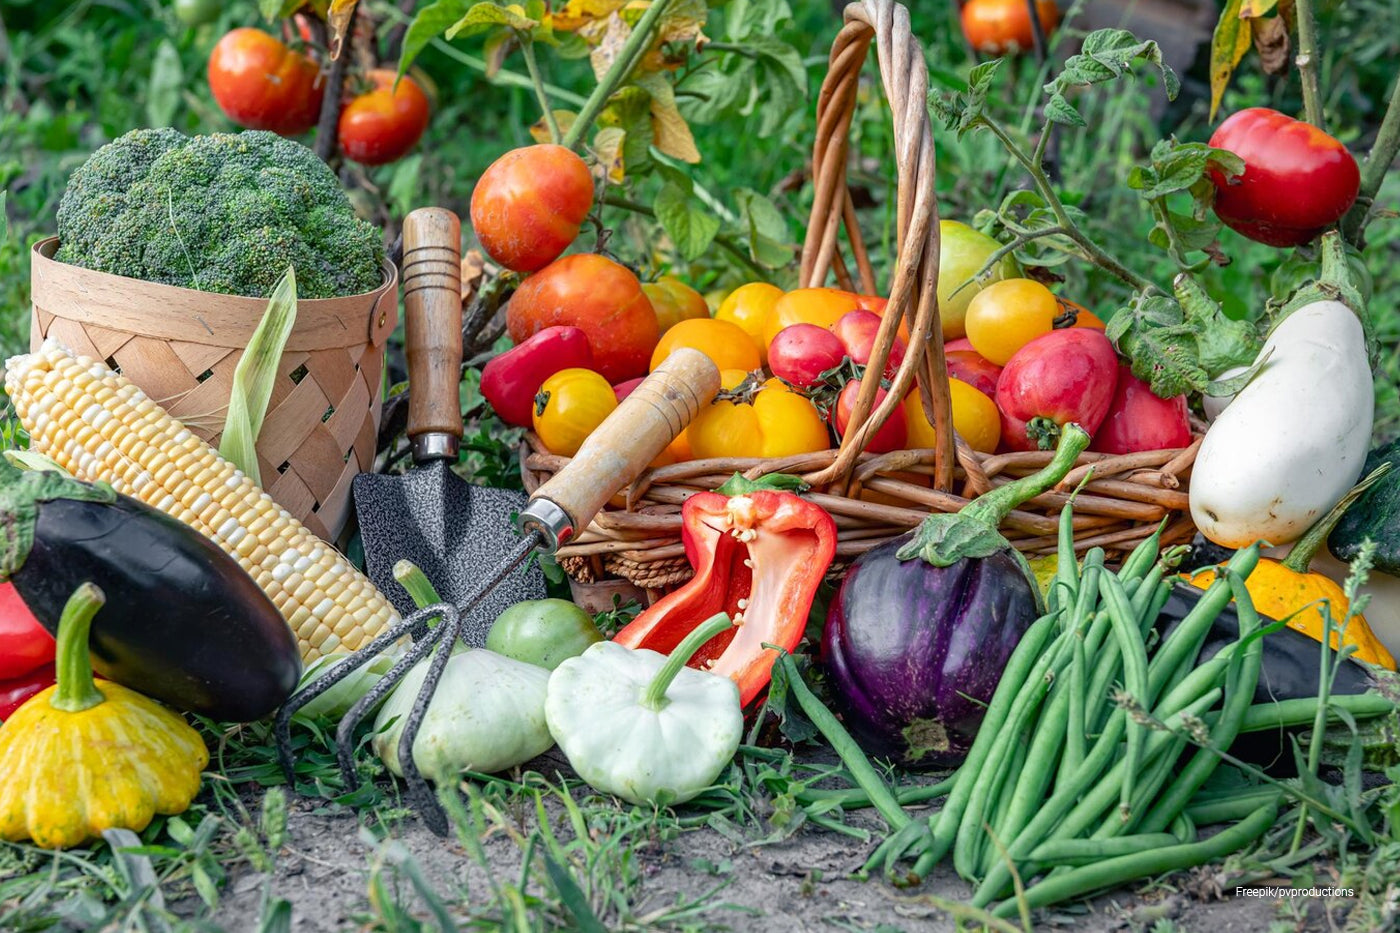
xmin=821 ymin=425 xmax=1091 ymax=769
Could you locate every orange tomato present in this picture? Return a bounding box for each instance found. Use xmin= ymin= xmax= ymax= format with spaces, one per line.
xmin=642 ymin=276 xmax=710 ymax=334
xmin=688 ymin=370 xmax=830 ymax=459
xmin=964 ymin=278 xmax=1059 ymax=366
xmin=1057 ymin=298 xmax=1107 ymax=330
xmin=650 ymin=318 xmax=761 ymax=373
xmin=961 ymin=0 xmax=1061 ymax=55
xmin=762 ymin=288 xmax=861 ymax=347
xmin=716 ymin=283 xmax=783 ymax=363
xmin=903 ymin=379 xmax=1002 ymax=454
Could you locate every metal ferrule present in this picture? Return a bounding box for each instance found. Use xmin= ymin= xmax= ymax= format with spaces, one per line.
xmin=518 ymin=498 xmax=573 ymax=554
xmin=410 ymin=432 xmax=460 ymax=463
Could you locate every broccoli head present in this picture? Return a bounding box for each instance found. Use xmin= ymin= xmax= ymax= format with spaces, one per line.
xmin=56 ymin=129 xmax=385 ymax=300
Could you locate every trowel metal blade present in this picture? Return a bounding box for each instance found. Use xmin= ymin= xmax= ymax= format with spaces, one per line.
xmin=352 ymin=461 xmax=546 ymax=647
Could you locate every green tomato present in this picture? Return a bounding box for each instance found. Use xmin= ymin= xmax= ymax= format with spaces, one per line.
xmin=174 ymin=0 xmax=220 ymax=26
xmin=938 ymin=220 xmax=1020 ymax=339
xmin=486 ymin=599 xmax=604 ymax=671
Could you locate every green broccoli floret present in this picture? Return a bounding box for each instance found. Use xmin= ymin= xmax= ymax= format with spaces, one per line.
xmin=56 ymin=129 xmax=385 ymax=300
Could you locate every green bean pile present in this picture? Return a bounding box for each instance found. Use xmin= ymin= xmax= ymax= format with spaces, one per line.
xmin=783 ymin=504 xmax=1397 ymax=918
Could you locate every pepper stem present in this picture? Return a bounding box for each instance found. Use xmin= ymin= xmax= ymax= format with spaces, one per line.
xmin=1281 ymin=463 xmax=1392 ymax=573
xmin=50 ymin=582 xmax=107 ymax=713
xmin=964 ymin=424 xmax=1092 ymax=528
xmin=642 ymin=612 xmax=734 ymax=711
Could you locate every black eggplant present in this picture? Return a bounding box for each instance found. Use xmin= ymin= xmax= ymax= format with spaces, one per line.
xmin=1155 ymin=581 xmax=1373 ymax=772
xmin=0 ymin=461 xmax=300 ymax=721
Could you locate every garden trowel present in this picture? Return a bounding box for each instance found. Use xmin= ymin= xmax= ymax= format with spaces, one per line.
xmin=352 ymin=207 xmax=545 ymax=645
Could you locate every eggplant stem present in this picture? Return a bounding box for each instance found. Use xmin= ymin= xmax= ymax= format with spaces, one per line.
xmin=50 ymin=582 xmax=107 ymax=713
xmin=964 ymin=425 xmax=1091 ymax=528
xmin=642 ymin=612 xmax=734 ymax=711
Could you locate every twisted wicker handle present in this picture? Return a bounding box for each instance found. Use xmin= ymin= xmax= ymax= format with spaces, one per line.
xmin=801 ymin=0 xmax=955 ymax=492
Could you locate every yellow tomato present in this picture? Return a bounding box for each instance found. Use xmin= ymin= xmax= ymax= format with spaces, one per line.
xmin=649 ymin=317 xmax=761 ymax=373
xmin=716 ymin=282 xmax=783 ymax=363
xmin=762 ymin=287 xmax=860 ymax=347
xmin=641 ymin=276 xmax=710 ymax=334
xmin=689 ymin=370 xmax=830 ymax=459
xmin=964 ymin=278 xmax=1058 ymax=366
xmin=904 ymin=379 xmax=1002 ymax=454
xmin=532 ymin=368 xmax=617 ymax=456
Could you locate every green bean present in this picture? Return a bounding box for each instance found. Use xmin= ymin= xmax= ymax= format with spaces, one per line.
xmin=970 ymin=688 xmax=1220 ymax=908
xmin=1170 ymin=810 xmax=1196 ymax=844
xmin=1092 ymin=735 xmax=1187 ymax=839
xmin=1184 ymin=787 xmax=1283 ymax=826
xmin=1129 ymin=564 xmax=1167 ymax=636
xmin=1118 ymin=519 xmax=1167 ymax=582
xmin=924 ymin=610 xmax=1063 ymax=869
xmin=795 ymin=777 xmax=957 ymax=811
xmin=983 ymin=672 xmax=1072 ymax=877
xmin=1058 ymin=634 xmax=1087 ymax=789
xmin=1049 ymin=500 xmax=1079 ymax=613
xmin=954 ymin=623 xmax=1074 ymax=878
xmin=986 ymin=740 xmax=1029 ymax=854
xmin=1231 ymin=692 xmax=1397 ymax=733
xmin=1146 ymin=545 xmax=1261 ymax=703
xmin=1100 ymin=571 xmax=1151 ymax=823
xmin=991 ymin=801 xmax=1279 ymax=918
xmin=1138 ymin=572 xmax=1264 ymax=835
xmin=1027 ymin=832 xmax=1179 ymax=866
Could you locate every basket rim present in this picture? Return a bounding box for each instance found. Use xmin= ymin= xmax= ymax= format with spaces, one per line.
xmin=31 ymin=236 xmax=400 ymax=350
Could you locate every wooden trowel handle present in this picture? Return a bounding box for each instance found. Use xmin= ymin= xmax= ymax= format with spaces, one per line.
xmin=522 ymin=348 xmax=721 ymax=552
xmin=402 ymin=208 xmax=464 ymax=460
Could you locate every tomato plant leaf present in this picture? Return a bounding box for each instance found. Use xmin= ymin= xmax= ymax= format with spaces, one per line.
xmin=548 ymin=0 xmax=628 ymax=32
xmin=400 ymin=0 xmax=475 ymax=78
xmin=735 ymin=188 xmax=793 ymax=267
xmin=599 ymin=87 xmax=654 ymax=173
xmin=260 ymin=0 xmax=308 ymax=22
xmin=1252 ymin=13 xmax=1291 ymax=76
xmin=1044 ymin=92 xmax=1086 ymax=127
xmin=930 ymin=58 xmax=1003 ymax=139
xmin=145 ymin=39 xmax=183 ymax=129
xmin=590 ymin=126 xmax=627 ymax=184
xmin=638 ymin=73 xmax=701 ymax=163
xmin=654 ymin=182 xmax=719 ymax=260
xmin=1239 ymin=0 xmax=1280 ymax=17
xmin=1209 ymin=0 xmax=1252 ymax=121
xmin=446 ymin=2 xmax=539 ymax=41
xmin=1052 ymin=29 xmax=1180 ymax=100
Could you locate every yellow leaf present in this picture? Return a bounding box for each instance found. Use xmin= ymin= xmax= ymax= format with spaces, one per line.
xmin=591 ymin=127 xmax=627 ymax=184
xmin=530 ymin=110 xmax=578 ymax=143
xmin=657 ymin=0 xmax=706 ymax=44
xmin=327 ymin=0 xmax=357 ymax=60
xmin=589 ymin=12 xmax=633 ymax=82
xmin=1239 ymin=0 xmax=1280 ymax=18
xmin=549 ymin=0 xmax=628 ymax=32
xmin=1209 ymin=0 xmax=1252 ymax=122
xmin=638 ymin=73 xmax=699 ymax=163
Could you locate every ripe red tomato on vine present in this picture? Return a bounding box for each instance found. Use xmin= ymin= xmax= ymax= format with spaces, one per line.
xmin=471 ymin=145 xmax=596 ymax=273
xmin=207 ymin=28 xmax=324 ymax=136
xmin=960 ymin=0 xmax=1060 ymax=55
xmin=338 ymin=69 xmax=431 ymax=166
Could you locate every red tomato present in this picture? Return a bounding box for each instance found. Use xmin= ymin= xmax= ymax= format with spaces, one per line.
xmin=768 ymin=324 xmax=846 ymax=388
xmin=1208 ymin=108 xmax=1361 ymax=248
xmin=961 ymin=0 xmax=1060 ymax=54
xmin=945 ymin=349 xmax=1002 ymax=398
xmin=471 ymin=145 xmax=595 ymax=273
xmin=208 ymin=28 xmax=324 ymax=135
xmin=945 ymin=337 xmax=975 ymax=353
xmin=0 ymin=583 xmax=55 ymax=680
xmin=1090 ymin=364 xmax=1192 ymax=454
xmin=830 ymin=310 xmax=906 ymax=377
xmin=612 ymin=377 xmax=645 ymax=402
xmin=833 ymin=379 xmax=906 ymax=454
xmin=338 ymin=69 xmax=430 ymax=166
xmin=996 ymin=329 xmax=1119 ymax=451
xmin=508 ymin=254 xmax=658 ymax=383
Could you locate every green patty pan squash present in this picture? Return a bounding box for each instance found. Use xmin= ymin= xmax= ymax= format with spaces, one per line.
xmin=0 ymin=583 xmax=208 ymax=849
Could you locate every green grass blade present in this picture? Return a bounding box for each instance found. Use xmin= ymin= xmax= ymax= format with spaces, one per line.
xmin=220 ymin=266 xmax=297 ymax=484
xmin=540 ymin=850 xmax=608 ymax=933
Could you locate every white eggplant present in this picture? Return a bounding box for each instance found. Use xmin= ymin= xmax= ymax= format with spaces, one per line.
xmin=373 ymin=649 xmax=553 ymax=782
xmin=1190 ymin=299 xmax=1372 ymax=548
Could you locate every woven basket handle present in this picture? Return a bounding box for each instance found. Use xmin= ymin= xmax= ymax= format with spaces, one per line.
xmin=800 ymin=0 xmax=956 ymax=492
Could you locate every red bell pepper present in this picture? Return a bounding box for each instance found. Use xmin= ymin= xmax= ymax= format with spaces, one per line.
xmin=0 ymin=581 xmax=55 ymax=680
xmin=612 ymin=487 xmax=837 ymax=706
xmin=481 ymin=325 xmax=594 ymax=427
xmin=0 ymin=663 xmax=55 ymax=721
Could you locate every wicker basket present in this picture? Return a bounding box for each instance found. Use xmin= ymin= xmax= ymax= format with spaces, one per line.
xmin=29 ymin=237 xmax=399 ymax=543
xmin=523 ymin=0 xmax=1200 ymax=593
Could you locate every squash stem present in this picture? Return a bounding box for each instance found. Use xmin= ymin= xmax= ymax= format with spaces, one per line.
xmin=1281 ymin=464 xmax=1392 ymax=573
xmin=50 ymin=582 xmax=107 ymax=713
xmin=642 ymin=612 xmax=734 ymax=711
xmin=394 ymin=559 xmax=445 ymax=626
xmin=962 ymin=424 xmax=1092 ymax=529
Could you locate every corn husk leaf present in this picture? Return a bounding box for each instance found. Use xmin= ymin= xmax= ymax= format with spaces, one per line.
xmin=220 ymin=267 xmax=298 ymax=485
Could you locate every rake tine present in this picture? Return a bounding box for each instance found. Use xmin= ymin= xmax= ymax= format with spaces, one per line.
xmin=275 ymin=609 xmax=425 ymax=785
xmin=335 ymin=604 xmax=450 ymax=791
xmin=398 ymin=604 xmax=464 ymax=837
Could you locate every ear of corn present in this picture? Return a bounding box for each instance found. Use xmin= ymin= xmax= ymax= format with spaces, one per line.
xmin=4 ymin=339 xmax=399 ymax=662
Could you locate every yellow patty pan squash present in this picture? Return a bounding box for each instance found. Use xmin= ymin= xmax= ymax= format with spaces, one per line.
xmin=0 ymin=583 xmax=208 ymax=849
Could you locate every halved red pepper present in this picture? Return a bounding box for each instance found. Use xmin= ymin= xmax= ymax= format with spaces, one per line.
xmin=612 ymin=486 xmax=837 ymax=706
xmin=481 ymin=325 xmax=594 ymax=427
xmin=0 ymin=581 xmax=55 ymax=680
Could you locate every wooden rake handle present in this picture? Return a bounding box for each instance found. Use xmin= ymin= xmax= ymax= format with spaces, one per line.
xmin=522 ymin=348 xmax=721 ymax=552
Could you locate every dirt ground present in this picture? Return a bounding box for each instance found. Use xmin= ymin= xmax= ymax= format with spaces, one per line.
xmin=207 ymin=789 xmax=1298 ymax=933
